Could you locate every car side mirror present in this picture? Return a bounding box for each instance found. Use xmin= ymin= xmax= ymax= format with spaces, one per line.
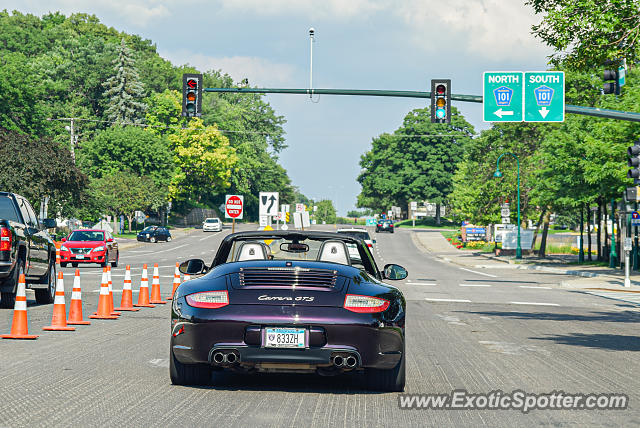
xmin=179 ymin=259 xmax=207 ymax=275
xmin=383 ymin=264 xmax=408 ymax=280
xmin=42 ymin=218 xmax=56 ymax=229
xmin=61 ymin=237 xmax=66 ymax=242
xmin=107 ymin=238 xmax=114 ymax=242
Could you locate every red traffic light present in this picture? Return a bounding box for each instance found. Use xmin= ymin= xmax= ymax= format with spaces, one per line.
xmin=436 ymin=84 xmax=446 ymax=95
xmin=187 ymin=79 xmax=198 ymax=89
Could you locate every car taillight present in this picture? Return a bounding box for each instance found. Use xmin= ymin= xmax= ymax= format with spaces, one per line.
xmin=344 ymin=294 xmax=390 ymax=313
xmin=185 ymin=291 xmax=229 ymax=309
xmin=367 ymin=243 xmax=373 ymax=248
xmin=0 ymin=227 xmax=10 ymax=251
xmin=389 ymin=224 xmax=394 ymax=227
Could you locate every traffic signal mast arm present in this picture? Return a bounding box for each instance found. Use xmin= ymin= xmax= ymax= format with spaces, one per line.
xmin=203 ymin=87 xmax=640 ymax=122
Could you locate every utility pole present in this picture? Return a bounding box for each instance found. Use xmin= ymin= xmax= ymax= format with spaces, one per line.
xmin=69 ymin=117 xmax=75 ymax=163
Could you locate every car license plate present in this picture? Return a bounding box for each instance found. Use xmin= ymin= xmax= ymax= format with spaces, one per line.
xmin=264 ymin=327 xmax=305 ymax=348
xmin=383 ymin=224 xmax=388 ymax=228
xmin=75 ymin=255 xmax=84 ymax=259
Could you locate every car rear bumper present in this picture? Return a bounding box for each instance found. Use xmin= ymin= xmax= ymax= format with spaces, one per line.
xmin=170 ymin=304 xmax=404 ymax=369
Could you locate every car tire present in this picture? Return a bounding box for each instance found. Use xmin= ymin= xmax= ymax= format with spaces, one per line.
xmin=72 ymin=262 xmax=78 ymax=268
xmin=365 ymin=348 xmax=405 ymax=392
xmin=0 ymin=257 xmax=25 ymax=308
xmin=35 ymin=259 xmax=56 ymax=305
xmin=60 ymin=262 xmax=67 ymax=267
xmin=150 ymin=237 xmax=156 ymax=243
xmin=169 ymin=347 xmax=211 ymax=385
xmin=166 ymin=236 xmax=172 ymax=242
xmin=111 ymin=251 xmax=119 ymax=268
xmin=101 ymin=253 xmax=108 ymax=268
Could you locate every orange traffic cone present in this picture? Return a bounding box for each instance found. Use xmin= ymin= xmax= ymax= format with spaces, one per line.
xmin=150 ymin=263 xmax=166 ymax=304
xmin=116 ymin=265 xmax=140 ymax=311
xmin=1 ymin=274 xmax=38 ymax=339
xmin=107 ymin=266 xmax=121 ymax=316
xmin=43 ymin=272 xmax=75 ymax=331
xmin=90 ymin=268 xmax=119 ymax=319
xmin=168 ymin=262 xmax=181 ymax=300
xmin=134 ymin=264 xmax=155 ymax=308
xmin=184 ymin=273 xmax=191 ymax=282
xmin=68 ymin=269 xmax=90 ymax=325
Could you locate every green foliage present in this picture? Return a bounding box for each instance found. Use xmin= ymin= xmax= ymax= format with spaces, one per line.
xmin=0 ymin=127 xmax=87 ymax=215
xmin=145 ymin=90 xmax=182 ymax=135
xmin=168 ymin=118 xmax=237 ymax=203
xmin=358 ymin=107 xmax=475 ymax=212
xmin=527 ymin=0 xmax=640 ymax=69
xmin=102 ymin=38 xmax=147 ymax=123
xmin=315 ymin=200 xmax=337 ymax=224
xmin=78 ymin=126 xmax=172 ymax=190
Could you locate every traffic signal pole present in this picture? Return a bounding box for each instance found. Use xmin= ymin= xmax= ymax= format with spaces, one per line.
xmin=204 ymin=87 xmax=640 ymax=123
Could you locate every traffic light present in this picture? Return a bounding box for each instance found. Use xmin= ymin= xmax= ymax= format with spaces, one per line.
xmin=628 ymin=139 xmax=640 ymax=180
xmin=182 ymin=73 xmax=203 ymax=117
xmin=431 ymin=79 xmax=451 ymax=124
xmin=603 ymin=61 xmax=626 ymax=95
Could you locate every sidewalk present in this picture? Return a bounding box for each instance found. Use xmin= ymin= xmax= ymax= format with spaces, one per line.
xmin=410 ymin=229 xmax=640 ymax=292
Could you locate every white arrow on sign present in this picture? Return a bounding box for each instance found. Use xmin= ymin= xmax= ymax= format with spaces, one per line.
xmin=539 ymin=107 xmax=549 ymax=118
xmin=494 ymin=109 xmax=514 ymax=118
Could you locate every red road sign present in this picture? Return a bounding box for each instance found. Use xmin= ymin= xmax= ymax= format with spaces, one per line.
xmin=225 ymin=195 xmax=243 ymax=219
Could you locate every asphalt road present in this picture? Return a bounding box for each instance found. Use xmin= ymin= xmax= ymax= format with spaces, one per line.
xmin=1 ymin=225 xmax=639 ymax=427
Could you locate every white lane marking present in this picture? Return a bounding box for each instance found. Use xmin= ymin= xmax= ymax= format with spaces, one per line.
xmin=509 ymin=301 xmax=559 ymax=306
xmin=406 ymin=282 xmax=437 ymax=286
xmin=459 ymin=283 xmax=492 ymax=287
xmin=425 ymin=298 xmax=472 ymax=303
xmin=519 ymin=286 xmax=552 ymax=290
xmin=148 ymin=359 xmax=170 ymax=368
xmin=199 ymin=235 xmax=215 ymax=241
xmin=459 ymin=268 xmax=497 ymax=278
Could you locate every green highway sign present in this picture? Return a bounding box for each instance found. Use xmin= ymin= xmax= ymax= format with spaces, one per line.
xmin=483 ymin=72 xmax=523 ymax=122
xmin=524 ymin=71 xmax=565 ymax=122
xmin=483 ymin=71 xmax=565 ymax=123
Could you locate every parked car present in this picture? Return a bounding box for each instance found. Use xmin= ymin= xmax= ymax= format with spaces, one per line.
xmin=202 ymin=218 xmax=222 ymax=232
xmin=59 ymin=229 xmax=119 ymax=268
xmin=0 ymin=192 xmax=57 ymax=307
xmin=376 ymin=220 xmax=394 ymax=233
xmin=137 ymin=226 xmax=172 ymax=243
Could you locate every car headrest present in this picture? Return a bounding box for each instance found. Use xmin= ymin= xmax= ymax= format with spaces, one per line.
xmin=317 ymin=240 xmax=350 ymax=266
xmin=235 ymin=241 xmax=269 ymax=262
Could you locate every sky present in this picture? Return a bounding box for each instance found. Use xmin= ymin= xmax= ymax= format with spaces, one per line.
xmin=6 ymin=0 xmax=554 ymax=215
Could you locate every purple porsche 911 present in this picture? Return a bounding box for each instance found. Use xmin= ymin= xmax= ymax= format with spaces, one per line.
xmin=170 ymin=230 xmax=408 ymax=391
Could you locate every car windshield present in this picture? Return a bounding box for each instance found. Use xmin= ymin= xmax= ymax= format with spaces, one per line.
xmin=337 ymin=230 xmax=371 ymax=241
xmin=205 ymin=219 xmax=219 ymax=223
xmin=68 ymin=231 xmax=104 ymax=242
xmin=142 ymin=226 xmax=156 ymax=232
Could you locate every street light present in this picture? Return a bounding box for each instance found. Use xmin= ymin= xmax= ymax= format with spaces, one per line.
xmin=494 ymin=152 xmax=522 ymax=259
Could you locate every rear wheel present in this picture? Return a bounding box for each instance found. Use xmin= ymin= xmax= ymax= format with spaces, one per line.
xmin=365 ymin=349 xmax=405 ymax=392
xmin=101 ymin=253 xmax=108 ymax=268
xmin=111 ymin=251 xmax=119 ymax=268
xmin=169 ymin=347 xmax=211 ymax=385
xmin=35 ymin=259 xmax=56 ymax=304
xmin=0 ymin=257 xmax=24 ymax=308
xmin=166 ymin=236 xmax=172 ymax=242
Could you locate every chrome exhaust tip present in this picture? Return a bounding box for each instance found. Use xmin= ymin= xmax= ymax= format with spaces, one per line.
xmin=345 ymin=356 xmax=357 ymax=368
xmin=332 ymin=355 xmax=344 ymax=367
xmin=213 ymin=352 xmax=225 ymax=364
xmin=226 ymin=352 xmax=237 ymax=364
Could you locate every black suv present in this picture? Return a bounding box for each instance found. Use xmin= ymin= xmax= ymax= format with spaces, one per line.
xmin=137 ymin=226 xmax=172 ymax=243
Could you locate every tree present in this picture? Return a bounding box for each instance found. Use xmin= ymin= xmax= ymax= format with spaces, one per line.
xmin=168 ymin=118 xmax=238 ymax=204
xmin=78 ymin=125 xmax=172 ymax=190
xmin=90 ymin=170 xmax=165 ymax=232
xmin=0 ymin=127 xmax=87 ymax=216
xmin=145 ymin=89 xmax=182 ymax=135
xmin=315 ymin=200 xmax=337 ymax=224
xmin=358 ymin=107 xmax=475 ymax=223
xmin=102 ymin=38 xmax=147 ymax=124
xmin=526 ymin=0 xmax=640 ymax=69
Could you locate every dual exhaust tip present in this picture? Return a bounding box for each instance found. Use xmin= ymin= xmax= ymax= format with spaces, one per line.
xmin=212 ymin=351 xmax=239 ymax=365
xmin=332 ymin=354 xmax=358 ymax=369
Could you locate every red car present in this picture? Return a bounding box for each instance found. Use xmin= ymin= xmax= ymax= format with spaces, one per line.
xmin=59 ymin=229 xmax=119 ymax=268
